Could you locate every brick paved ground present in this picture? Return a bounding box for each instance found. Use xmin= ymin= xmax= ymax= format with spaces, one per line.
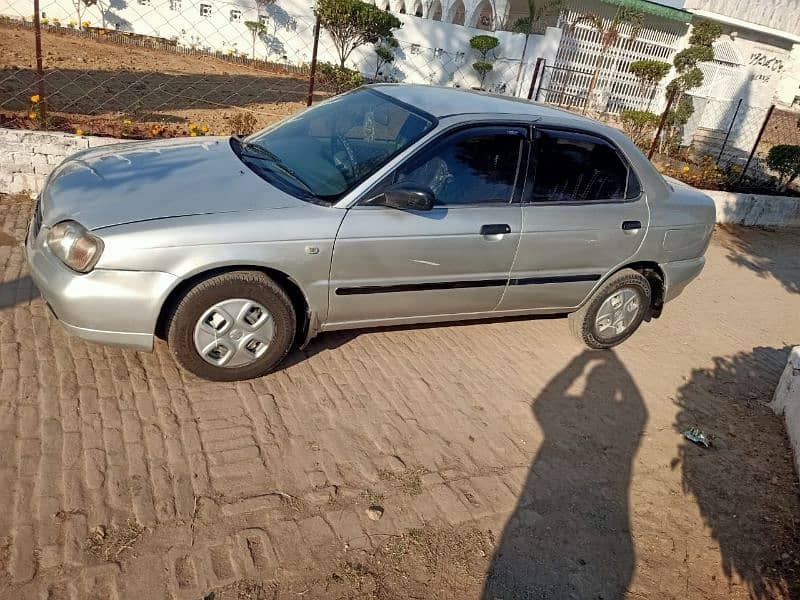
xmin=0 ymin=192 xmax=799 ymax=599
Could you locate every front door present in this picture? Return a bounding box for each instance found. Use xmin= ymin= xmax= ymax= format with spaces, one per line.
xmin=498 ymin=127 xmax=650 ymax=312
xmin=327 ymin=125 xmax=527 ymax=327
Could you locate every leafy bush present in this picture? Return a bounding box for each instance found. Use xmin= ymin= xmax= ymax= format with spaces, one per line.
xmin=620 ymin=109 xmax=658 ymax=149
xmin=316 ymin=62 xmax=364 ymax=94
xmin=317 ymin=0 xmax=400 ymax=68
xmin=228 ymin=112 xmax=259 ymax=136
xmin=766 ymin=145 xmax=800 ymax=191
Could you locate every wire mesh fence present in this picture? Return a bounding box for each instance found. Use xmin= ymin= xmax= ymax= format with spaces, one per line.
xmin=0 ymin=9 xmax=316 ymax=138
xmin=0 ymin=0 xmax=542 ymax=140
xmin=684 ymin=96 xmax=800 ymax=188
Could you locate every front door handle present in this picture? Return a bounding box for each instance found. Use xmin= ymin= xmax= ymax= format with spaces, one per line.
xmin=481 ymin=224 xmax=511 ymax=235
xmin=622 ymin=220 xmax=642 ymax=231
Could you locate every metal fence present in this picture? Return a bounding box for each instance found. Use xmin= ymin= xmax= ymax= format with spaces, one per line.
xmin=685 ymin=96 xmax=800 ymax=184
xmin=0 ymin=0 xmax=534 ymax=140
xmin=0 ymin=9 xmax=318 ymax=138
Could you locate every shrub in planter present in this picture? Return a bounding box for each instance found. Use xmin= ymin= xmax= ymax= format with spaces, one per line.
xmin=766 ymin=144 xmax=800 ymax=192
xmin=316 ymin=62 xmax=364 ymax=95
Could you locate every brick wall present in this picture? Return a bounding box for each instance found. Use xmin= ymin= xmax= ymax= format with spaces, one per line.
xmin=0 ymin=128 xmax=124 ymax=195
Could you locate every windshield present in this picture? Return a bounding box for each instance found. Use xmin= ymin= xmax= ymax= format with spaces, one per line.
xmin=237 ymin=88 xmax=435 ymax=203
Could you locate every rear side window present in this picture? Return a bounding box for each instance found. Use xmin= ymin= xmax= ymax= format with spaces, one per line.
xmin=527 ymin=129 xmax=639 ymax=203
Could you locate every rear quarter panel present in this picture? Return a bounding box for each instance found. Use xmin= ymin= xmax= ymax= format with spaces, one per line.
xmin=641 ymin=177 xmax=716 ymax=263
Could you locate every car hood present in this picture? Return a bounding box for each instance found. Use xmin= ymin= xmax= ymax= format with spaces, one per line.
xmin=40 ymin=136 xmax=305 ymax=230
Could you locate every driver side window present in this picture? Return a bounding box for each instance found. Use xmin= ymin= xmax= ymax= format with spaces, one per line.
xmin=391 ymin=127 xmax=526 ymax=206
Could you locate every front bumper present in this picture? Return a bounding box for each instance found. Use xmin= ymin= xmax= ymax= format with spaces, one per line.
xmin=25 ymin=216 xmax=178 ymax=352
xmin=662 ymin=256 xmax=706 ymax=303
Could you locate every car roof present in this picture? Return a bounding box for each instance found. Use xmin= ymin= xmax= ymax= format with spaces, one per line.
xmin=370 ymin=83 xmax=594 ymax=123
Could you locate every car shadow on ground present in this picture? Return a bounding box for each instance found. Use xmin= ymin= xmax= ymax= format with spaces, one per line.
xmin=674 ymin=345 xmax=800 ymax=599
xmin=284 ymin=313 xmax=568 ymax=368
xmin=718 ymin=225 xmax=800 ymax=295
xmin=482 ymin=350 xmax=646 ymax=599
xmin=0 ymin=276 xmax=39 ymax=310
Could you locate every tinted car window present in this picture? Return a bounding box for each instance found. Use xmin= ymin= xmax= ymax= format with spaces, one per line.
xmin=395 ymin=128 xmax=524 ymax=205
xmin=528 ymin=129 xmax=635 ymax=203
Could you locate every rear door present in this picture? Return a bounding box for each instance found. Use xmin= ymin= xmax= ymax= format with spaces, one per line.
xmin=497 ymin=127 xmax=649 ymax=312
xmin=327 ymin=125 xmax=527 ymax=326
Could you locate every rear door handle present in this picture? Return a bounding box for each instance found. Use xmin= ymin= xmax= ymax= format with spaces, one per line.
xmin=481 ymin=224 xmax=511 ymax=235
xmin=622 ymin=220 xmax=642 ymax=231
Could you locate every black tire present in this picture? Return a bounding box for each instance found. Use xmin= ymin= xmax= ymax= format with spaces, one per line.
xmin=568 ymin=268 xmax=651 ymax=350
xmin=166 ymin=271 xmax=296 ymax=381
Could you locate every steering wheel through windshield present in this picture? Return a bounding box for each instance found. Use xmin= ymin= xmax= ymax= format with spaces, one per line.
xmin=331 ymin=134 xmax=357 ymax=180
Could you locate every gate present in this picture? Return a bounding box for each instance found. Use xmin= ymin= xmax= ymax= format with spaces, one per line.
xmin=544 ymin=3 xmax=685 ymax=114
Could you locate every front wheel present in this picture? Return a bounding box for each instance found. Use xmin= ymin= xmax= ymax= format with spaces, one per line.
xmin=166 ymin=271 xmax=296 ymax=381
xmin=568 ymin=269 xmax=651 ymax=350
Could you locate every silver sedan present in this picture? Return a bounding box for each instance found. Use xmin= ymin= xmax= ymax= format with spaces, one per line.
xmin=26 ymin=84 xmax=715 ymax=380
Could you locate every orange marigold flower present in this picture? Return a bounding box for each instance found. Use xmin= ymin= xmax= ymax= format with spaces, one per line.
xmin=28 ymin=111 xmax=36 ymax=119
xmin=75 ymin=128 xmax=84 ymax=136
xmin=30 ymin=94 xmax=40 ymax=103
xmin=201 ymin=124 xmax=209 ymax=133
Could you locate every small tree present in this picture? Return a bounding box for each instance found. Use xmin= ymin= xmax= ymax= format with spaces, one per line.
xmin=244 ymin=20 xmax=266 ymax=59
xmin=628 ymin=59 xmax=670 ymax=111
xmin=659 ymin=20 xmax=722 ymax=154
xmin=317 ymin=0 xmax=401 ymax=68
xmin=470 ymin=34 xmax=499 ymax=89
xmin=766 ymin=145 xmax=800 ymax=191
xmin=373 ymin=35 xmax=398 ymax=81
xmin=572 ymin=7 xmax=643 ymax=113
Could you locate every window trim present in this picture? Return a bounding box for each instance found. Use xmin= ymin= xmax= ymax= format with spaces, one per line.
xmin=358 ymin=122 xmax=531 ymax=209
xmin=524 ymin=125 xmax=643 ymax=206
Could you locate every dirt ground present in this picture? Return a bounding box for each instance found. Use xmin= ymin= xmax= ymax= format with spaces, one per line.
xmin=0 ymin=22 xmax=311 ymax=137
xmin=0 ymin=191 xmax=799 ymax=599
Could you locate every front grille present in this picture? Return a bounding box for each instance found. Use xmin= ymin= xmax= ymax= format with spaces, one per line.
xmin=31 ymin=199 xmax=43 ymax=240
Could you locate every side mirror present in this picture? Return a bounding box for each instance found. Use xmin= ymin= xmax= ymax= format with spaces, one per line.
xmin=365 ymin=184 xmax=435 ymax=211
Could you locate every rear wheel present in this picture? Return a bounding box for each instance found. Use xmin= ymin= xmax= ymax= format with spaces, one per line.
xmin=166 ymin=271 xmax=296 ymax=381
xmin=569 ymin=269 xmax=651 ymax=350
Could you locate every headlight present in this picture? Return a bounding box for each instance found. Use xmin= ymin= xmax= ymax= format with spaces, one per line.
xmin=46 ymin=220 xmax=104 ymax=273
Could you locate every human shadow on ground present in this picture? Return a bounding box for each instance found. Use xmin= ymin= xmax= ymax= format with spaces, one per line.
xmin=674 ymin=346 xmax=800 ymax=599
xmin=483 ymin=350 xmax=647 ymax=599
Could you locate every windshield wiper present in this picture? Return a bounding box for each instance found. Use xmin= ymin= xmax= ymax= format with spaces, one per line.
xmin=238 ymin=141 xmax=314 ymax=195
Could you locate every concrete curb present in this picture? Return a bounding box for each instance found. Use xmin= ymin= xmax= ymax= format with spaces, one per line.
xmin=771 ymin=346 xmax=800 ymax=479
xmin=703 ymin=190 xmax=800 ymax=228
xmin=0 ymin=127 xmax=123 ymax=195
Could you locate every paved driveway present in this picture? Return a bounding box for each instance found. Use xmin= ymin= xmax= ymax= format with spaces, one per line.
xmin=0 ymin=193 xmax=799 ymax=599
